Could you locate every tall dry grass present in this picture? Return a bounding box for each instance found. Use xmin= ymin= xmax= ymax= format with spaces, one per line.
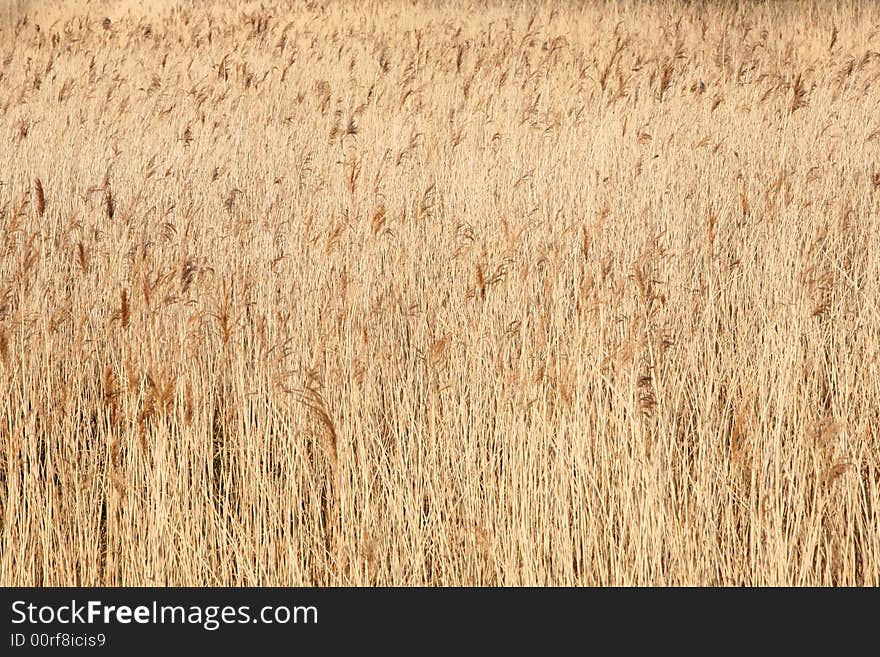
xmin=1 ymin=0 xmax=880 ymax=585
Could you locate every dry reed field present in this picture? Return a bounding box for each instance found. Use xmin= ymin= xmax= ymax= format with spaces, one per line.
xmin=1 ymin=0 xmax=880 ymax=586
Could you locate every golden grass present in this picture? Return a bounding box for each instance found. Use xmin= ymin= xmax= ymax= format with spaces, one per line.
xmin=1 ymin=0 xmax=880 ymax=586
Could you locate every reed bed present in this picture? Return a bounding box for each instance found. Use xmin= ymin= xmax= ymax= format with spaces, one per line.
xmin=1 ymin=0 xmax=879 ymax=585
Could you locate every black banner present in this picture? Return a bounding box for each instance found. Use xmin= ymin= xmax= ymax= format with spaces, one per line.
xmin=0 ymin=587 xmax=873 ymax=651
